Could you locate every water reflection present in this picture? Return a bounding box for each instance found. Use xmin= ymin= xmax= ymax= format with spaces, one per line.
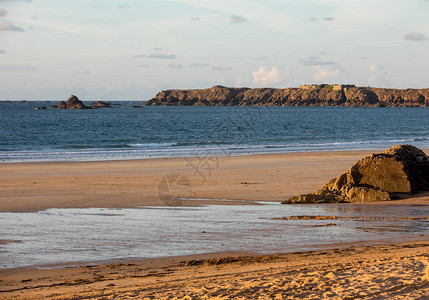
xmin=0 ymin=203 xmax=427 ymax=269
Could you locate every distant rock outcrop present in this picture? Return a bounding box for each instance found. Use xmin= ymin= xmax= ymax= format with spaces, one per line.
xmin=55 ymin=95 xmax=87 ymax=109
xmin=90 ymin=101 xmax=111 ymax=108
xmin=282 ymin=145 xmax=429 ymax=204
xmin=143 ymin=85 xmax=429 ymax=107
xmin=66 ymin=95 xmax=87 ymax=109
xmin=53 ymin=96 xmax=112 ymax=109
xmin=58 ymin=101 xmax=67 ymax=109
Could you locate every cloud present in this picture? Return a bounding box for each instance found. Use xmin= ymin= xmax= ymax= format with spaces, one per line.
xmin=190 ymin=17 xmax=200 ymax=21
xmin=118 ymin=4 xmax=129 ymax=9
xmin=139 ymin=64 xmax=150 ymax=68
xmin=135 ymin=53 xmax=176 ymax=59
xmin=0 ymin=0 xmax=31 ymax=2
xmin=404 ymin=32 xmax=424 ymax=41
xmin=312 ymin=66 xmax=340 ymax=81
xmin=77 ymin=71 xmax=91 ymax=74
xmin=252 ymin=66 xmax=280 ymax=86
xmin=0 ymin=8 xmax=7 ymax=17
xmin=301 ymin=58 xmax=336 ymax=66
xmin=0 ymin=64 xmax=36 ymax=70
xmin=169 ymin=64 xmax=182 ymax=69
xmin=0 ymin=21 xmax=23 ymax=31
xmin=323 ymin=17 xmax=335 ymax=21
xmin=0 ymin=49 xmax=5 ymax=53
xmin=368 ymin=64 xmax=389 ymax=85
xmin=190 ymin=62 xmax=209 ymax=67
xmin=212 ymin=65 xmax=232 ymax=71
xmin=230 ymin=15 xmax=247 ymax=24
xmin=153 ymin=47 xmax=163 ymax=51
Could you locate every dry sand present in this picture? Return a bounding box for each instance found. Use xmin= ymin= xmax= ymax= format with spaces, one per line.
xmin=1 ymin=241 xmax=428 ymax=299
xmin=1 ymin=150 xmax=429 ymax=212
xmin=1 ymin=150 xmax=429 ymax=299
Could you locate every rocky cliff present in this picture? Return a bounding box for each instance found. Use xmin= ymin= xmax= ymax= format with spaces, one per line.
xmin=144 ymin=85 xmax=429 ymax=107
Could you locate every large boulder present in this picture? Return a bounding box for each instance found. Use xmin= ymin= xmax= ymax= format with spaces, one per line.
xmin=283 ymin=145 xmax=429 ymax=204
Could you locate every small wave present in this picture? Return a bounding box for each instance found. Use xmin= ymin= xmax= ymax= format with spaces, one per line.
xmin=128 ymin=143 xmax=177 ymax=148
xmin=105 ymin=144 xmax=132 ymax=148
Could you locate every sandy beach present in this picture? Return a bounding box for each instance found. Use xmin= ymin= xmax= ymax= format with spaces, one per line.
xmin=2 ymin=150 xmax=429 ymax=212
xmin=1 ymin=150 xmax=429 ymax=299
xmin=1 ymin=241 xmax=428 ymax=299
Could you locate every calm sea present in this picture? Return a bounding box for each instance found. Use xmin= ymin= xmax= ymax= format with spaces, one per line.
xmin=1 ymin=101 xmax=428 ymax=162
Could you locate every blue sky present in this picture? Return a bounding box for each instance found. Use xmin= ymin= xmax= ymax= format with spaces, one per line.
xmin=1 ymin=0 xmax=428 ymax=100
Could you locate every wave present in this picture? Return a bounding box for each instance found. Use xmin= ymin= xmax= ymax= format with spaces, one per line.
xmin=127 ymin=143 xmax=177 ymax=148
xmin=1 ymin=137 xmax=428 ymax=163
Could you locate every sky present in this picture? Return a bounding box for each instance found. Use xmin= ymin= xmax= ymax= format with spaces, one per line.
xmin=0 ymin=0 xmax=428 ymax=100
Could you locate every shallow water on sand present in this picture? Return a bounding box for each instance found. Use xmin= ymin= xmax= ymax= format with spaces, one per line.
xmin=0 ymin=203 xmax=428 ymax=269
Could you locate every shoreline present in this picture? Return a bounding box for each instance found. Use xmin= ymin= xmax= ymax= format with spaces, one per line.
xmin=1 ymin=240 xmax=428 ymax=299
xmin=1 ymin=143 xmax=428 ymax=165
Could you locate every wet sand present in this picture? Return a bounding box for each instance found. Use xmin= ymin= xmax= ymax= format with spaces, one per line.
xmin=1 ymin=241 xmax=428 ymax=299
xmin=1 ymin=150 xmax=429 ymax=298
xmin=1 ymin=150 xmax=429 ymax=212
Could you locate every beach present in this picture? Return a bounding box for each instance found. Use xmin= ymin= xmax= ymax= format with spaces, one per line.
xmin=2 ymin=150 xmax=429 ymax=212
xmin=1 ymin=150 xmax=429 ymax=299
xmin=1 ymin=241 xmax=428 ymax=299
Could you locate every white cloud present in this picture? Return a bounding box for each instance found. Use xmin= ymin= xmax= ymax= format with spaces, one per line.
xmin=312 ymin=66 xmax=340 ymax=81
xmin=0 ymin=8 xmax=7 ymax=17
xmin=368 ymin=64 xmax=388 ymax=85
xmin=252 ymin=66 xmax=280 ymax=86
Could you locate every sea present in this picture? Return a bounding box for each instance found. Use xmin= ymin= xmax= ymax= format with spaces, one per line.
xmin=1 ymin=101 xmax=429 ymax=162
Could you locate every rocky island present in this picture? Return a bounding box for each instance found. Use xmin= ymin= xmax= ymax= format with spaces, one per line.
xmin=49 ymin=95 xmax=111 ymax=109
xmin=144 ymin=84 xmax=429 ymax=107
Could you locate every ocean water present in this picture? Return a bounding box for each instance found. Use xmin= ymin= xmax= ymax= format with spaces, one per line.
xmin=0 ymin=101 xmax=428 ymax=162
